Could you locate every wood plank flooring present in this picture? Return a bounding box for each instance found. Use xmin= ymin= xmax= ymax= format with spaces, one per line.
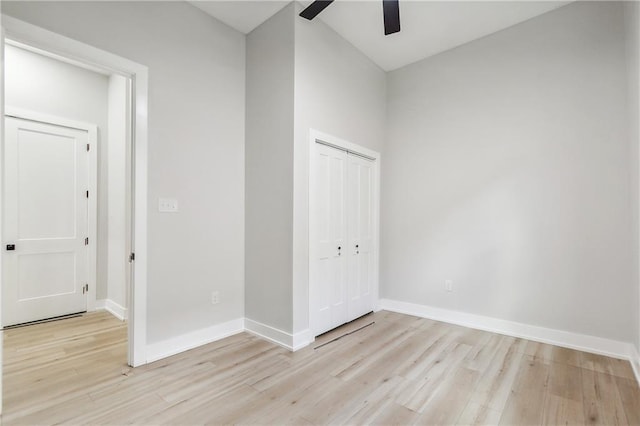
xmin=2 ymin=310 xmax=639 ymax=425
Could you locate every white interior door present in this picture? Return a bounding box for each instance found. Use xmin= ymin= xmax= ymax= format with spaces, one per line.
xmin=312 ymin=144 xmax=348 ymax=335
xmin=3 ymin=116 xmax=89 ymax=326
xmin=347 ymin=153 xmax=375 ymax=320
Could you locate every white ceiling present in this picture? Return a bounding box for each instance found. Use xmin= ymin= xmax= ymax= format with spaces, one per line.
xmin=189 ymin=1 xmax=290 ymax=34
xmin=189 ymin=1 xmax=571 ymax=71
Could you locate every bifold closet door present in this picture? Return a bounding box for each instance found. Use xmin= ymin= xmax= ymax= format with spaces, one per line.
xmin=312 ymin=144 xmax=349 ymax=335
xmin=311 ymin=143 xmax=375 ymax=336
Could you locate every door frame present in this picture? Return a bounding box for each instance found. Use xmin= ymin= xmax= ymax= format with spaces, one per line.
xmin=308 ymin=129 xmax=381 ymax=337
xmin=0 ymin=15 xmax=149 ymax=368
xmin=3 ymin=107 xmax=99 ymax=314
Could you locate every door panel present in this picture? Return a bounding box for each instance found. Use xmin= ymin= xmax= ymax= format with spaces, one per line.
xmin=348 ymin=154 xmax=374 ymax=320
xmin=3 ymin=116 xmax=88 ymax=326
xmin=18 ymin=252 xmax=76 ymax=300
xmin=17 ymin=129 xmax=78 ymax=239
xmin=312 ymin=144 xmax=348 ymax=335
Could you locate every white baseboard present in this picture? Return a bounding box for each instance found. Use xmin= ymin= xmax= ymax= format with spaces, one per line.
xmin=96 ymin=299 xmax=128 ymax=321
xmin=292 ymin=328 xmax=314 ymax=351
xmin=244 ymin=318 xmax=313 ymax=351
xmin=142 ymin=317 xmax=311 ymax=365
xmin=631 ymin=345 xmax=640 ymax=386
xmin=379 ymin=299 xmax=637 ymax=364
xmin=146 ymin=318 xmax=244 ymax=363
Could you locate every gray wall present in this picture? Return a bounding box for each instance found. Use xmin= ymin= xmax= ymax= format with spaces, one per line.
xmin=3 ymin=1 xmax=246 ymax=344
xmin=245 ymin=4 xmax=295 ymax=332
xmin=292 ymin=8 xmax=386 ymax=334
xmin=383 ymin=1 xmax=635 ymax=342
xmin=625 ymin=1 xmax=640 ymax=350
xmin=5 ymin=44 xmax=110 ymax=301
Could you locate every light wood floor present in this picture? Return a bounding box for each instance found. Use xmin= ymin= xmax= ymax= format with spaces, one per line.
xmin=2 ymin=311 xmax=639 ymax=425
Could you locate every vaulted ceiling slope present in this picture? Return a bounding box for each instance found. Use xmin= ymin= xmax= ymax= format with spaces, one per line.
xmin=188 ymin=1 xmax=571 ymax=71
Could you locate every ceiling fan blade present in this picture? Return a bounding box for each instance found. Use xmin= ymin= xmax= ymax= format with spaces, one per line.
xmin=383 ymin=0 xmax=401 ymax=35
xmin=299 ymin=0 xmax=335 ymax=20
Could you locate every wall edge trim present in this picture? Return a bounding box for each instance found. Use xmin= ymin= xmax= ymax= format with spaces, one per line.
xmin=244 ymin=318 xmax=313 ymax=351
xmin=96 ymin=299 xmax=128 ymax=321
xmin=145 ymin=318 xmax=245 ymax=363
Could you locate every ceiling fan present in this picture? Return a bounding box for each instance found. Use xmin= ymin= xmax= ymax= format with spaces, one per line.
xmin=299 ymin=0 xmax=401 ymax=36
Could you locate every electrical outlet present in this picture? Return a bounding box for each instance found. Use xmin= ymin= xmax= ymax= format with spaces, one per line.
xmin=445 ymin=280 xmax=453 ymax=293
xmin=158 ymin=198 xmax=179 ymax=213
xmin=211 ymin=291 xmax=220 ymax=305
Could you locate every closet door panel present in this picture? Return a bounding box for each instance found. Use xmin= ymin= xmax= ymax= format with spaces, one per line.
xmin=312 ymin=144 xmax=348 ymax=335
xmin=348 ymin=154 xmax=375 ymax=320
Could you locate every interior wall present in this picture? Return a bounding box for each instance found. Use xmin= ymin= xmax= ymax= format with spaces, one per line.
xmin=2 ymin=1 xmax=246 ymax=344
xmin=245 ymin=4 xmax=295 ymax=332
xmin=4 ymin=44 xmax=110 ymax=301
xmin=245 ymin=4 xmax=386 ymax=336
xmin=383 ymin=1 xmax=635 ymax=342
xmin=292 ymin=6 xmax=386 ymax=334
xmin=107 ymin=74 xmax=129 ymax=313
xmin=624 ymin=1 xmax=640 ymax=352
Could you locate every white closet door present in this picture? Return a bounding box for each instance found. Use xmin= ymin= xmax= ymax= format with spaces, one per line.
xmin=311 ymin=144 xmax=348 ymax=335
xmin=347 ymin=153 xmax=375 ymax=319
xmin=3 ymin=117 xmax=89 ymax=326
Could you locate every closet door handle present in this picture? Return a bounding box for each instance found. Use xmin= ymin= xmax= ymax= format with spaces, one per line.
xmin=355 ymin=244 xmax=359 ymax=254
xmin=338 ymin=246 xmax=341 ymax=256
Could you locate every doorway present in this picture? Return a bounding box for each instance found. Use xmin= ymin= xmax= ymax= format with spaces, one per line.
xmin=3 ymin=40 xmax=129 ymax=325
xmin=0 ymin=15 xmax=149 ymax=383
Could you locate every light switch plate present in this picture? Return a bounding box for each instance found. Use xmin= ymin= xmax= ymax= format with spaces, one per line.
xmin=158 ymin=198 xmax=178 ymax=213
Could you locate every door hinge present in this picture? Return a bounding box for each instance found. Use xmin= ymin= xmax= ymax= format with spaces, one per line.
xmin=87 ymin=143 xmax=90 ymax=152
xmin=129 ymin=252 xmax=135 ymax=262
xmin=85 ymin=237 xmax=89 ymax=245
xmin=82 ymin=284 xmax=89 ymax=294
